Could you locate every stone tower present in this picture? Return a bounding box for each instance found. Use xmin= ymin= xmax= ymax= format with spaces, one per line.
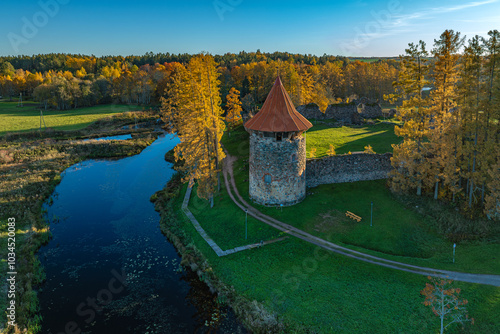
xmin=244 ymin=77 xmax=313 ymax=206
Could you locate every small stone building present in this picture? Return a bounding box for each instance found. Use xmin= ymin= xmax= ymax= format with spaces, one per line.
xmin=244 ymin=77 xmax=313 ymax=206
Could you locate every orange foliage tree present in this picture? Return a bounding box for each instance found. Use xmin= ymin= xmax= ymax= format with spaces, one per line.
xmin=421 ymin=276 xmax=474 ymax=334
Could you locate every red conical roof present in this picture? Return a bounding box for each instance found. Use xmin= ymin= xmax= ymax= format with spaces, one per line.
xmin=244 ymin=77 xmax=313 ymax=133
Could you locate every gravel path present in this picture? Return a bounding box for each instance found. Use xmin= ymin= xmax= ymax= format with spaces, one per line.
xmin=222 ymin=153 xmax=500 ymax=287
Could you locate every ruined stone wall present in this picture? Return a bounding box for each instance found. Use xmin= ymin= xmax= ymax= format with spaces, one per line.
xmin=306 ymin=153 xmax=393 ymax=188
xmin=249 ymin=133 xmax=307 ymax=206
xmin=325 ymin=103 xmax=359 ymax=123
xmin=296 ymin=104 xmax=324 ymax=119
xmin=357 ymin=103 xmax=382 ymax=118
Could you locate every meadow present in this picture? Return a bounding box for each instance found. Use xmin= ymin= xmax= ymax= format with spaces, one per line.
xmin=305 ymin=121 xmax=399 ymax=157
xmin=0 ymin=100 xmax=141 ymax=136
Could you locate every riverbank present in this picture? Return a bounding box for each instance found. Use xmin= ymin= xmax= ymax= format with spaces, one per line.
xmin=0 ymin=112 xmax=162 ymax=333
xmin=152 ymin=174 xmax=284 ymax=333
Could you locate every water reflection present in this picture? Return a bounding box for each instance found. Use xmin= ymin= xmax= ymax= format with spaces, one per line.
xmin=39 ymin=133 xmax=246 ymax=334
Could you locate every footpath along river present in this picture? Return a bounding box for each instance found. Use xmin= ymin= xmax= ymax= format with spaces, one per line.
xmin=38 ymin=133 xmax=246 ymax=333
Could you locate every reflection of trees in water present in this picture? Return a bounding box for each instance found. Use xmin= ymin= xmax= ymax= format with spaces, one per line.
xmin=181 ymin=269 xmax=224 ymax=334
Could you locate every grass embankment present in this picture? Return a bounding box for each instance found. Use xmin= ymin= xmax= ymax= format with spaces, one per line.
xmin=0 ymin=108 xmax=162 ymax=333
xmin=305 ymin=121 xmax=399 ymax=158
xmin=154 ymin=124 xmax=499 ymax=333
xmin=0 ymin=101 xmax=143 ymax=136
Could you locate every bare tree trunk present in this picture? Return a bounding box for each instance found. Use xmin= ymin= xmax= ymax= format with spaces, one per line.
xmin=481 ymin=183 xmax=485 ymax=205
xmin=206 ymin=66 xmax=221 ymax=193
xmin=434 ymin=176 xmax=439 ymax=200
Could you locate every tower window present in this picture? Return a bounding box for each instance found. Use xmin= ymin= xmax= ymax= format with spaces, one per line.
xmin=264 ymin=132 xmax=274 ymax=138
xmin=276 ymin=133 xmax=282 ymax=141
xmin=264 ymin=174 xmax=272 ymax=184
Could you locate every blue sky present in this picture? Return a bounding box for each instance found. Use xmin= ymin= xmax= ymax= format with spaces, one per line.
xmin=0 ymin=0 xmax=498 ymax=57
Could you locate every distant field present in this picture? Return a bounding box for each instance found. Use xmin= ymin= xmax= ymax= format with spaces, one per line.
xmin=348 ymin=57 xmax=399 ymax=63
xmin=349 ymin=58 xmax=380 ymax=63
xmin=0 ymin=101 xmax=141 ymax=136
xmin=306 ymin=122 xmax=400 ymax=157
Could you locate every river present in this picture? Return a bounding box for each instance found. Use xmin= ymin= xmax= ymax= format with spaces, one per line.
xmin=38 ymin=133 xmax=246 ymax=334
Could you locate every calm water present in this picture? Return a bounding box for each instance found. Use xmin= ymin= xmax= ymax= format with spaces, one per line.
xmin=83 ymin=134 xmax=133 ymax=141
xmin=38 ymin=133 xmax=246 ymax=334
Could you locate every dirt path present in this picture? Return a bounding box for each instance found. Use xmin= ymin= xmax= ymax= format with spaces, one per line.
xmin=222 ymin=153 xmax=500 ymax=287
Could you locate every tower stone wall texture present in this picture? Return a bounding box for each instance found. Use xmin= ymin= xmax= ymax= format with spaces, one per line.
xmin=248 ymin=132 xmax=307 ymax=206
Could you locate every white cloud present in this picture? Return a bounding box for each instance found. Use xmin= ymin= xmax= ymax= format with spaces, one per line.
xmin=392 ymin=0 xmax=499 ymax=28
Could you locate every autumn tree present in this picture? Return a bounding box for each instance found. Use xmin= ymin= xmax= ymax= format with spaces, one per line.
xmin=160 ymin=54 xmax=226 ymax=205
xmin=390 ymin=40 xmax=432 ymax=195
xmin=309 ymin=148 xmax=317 ymax=158
xmin=459 ymin=35 xmax=488 ymax=206
xmin=364 ymin=145 xmax=375 ymax=154
xmin=33 ymin=83 xmax=53 ymax=109
xmin=427 ymin=30 xmax=465 ymax=199
xmin=485 ymin=149 xmax=500 ymax=219
xmin=421 ymin=277 xmax=473 ymax=334
xmin=225 ymin=87 xmax=242 ymax=128
xmin=327 ymin=144 xmax=336 ymax=156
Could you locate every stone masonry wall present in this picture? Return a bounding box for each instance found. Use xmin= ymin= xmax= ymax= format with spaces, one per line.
xmin=306 ymin=153 xmax=392 ymax=188
xmin=249 ymin=133 xmax=307 ymax=206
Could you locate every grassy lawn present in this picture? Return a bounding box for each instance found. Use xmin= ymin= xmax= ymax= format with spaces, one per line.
xmin=172 ymin=180 xmax=500 ymax=333
xmin=305 ymin=122 xmax=400 ymax=157
xmin=223 ymin=125 xmax=500 ymax=275
xmin=188 ymin=184 xmax=282 ymax=250
xmin=166 ymin=124 xmax=500 ymax=332
xmin=0 ymin=101 xmax=142 ymax=136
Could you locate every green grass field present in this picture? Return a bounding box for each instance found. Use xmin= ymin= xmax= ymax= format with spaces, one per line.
xmin=305 ymin=122 xmax=400 ymax=157
xmin=0 ymin=101 xmax=141 ymax=136
xmin=169 ymin=125 xmax=500 ymax=332
xmin=189 ymin=184 xmax=283 ymax=250
xmin=223 ymin=126 xmax=500 ymax=275
xmin=174 ymin=181 xmax=500 ymax=333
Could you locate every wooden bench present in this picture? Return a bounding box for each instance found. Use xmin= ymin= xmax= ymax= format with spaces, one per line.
xmin=345 ymin=211 xmax=362 ymax=222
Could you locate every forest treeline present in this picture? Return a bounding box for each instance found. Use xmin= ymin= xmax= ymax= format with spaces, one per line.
xmin=0 ymin=51 xmax=399 ymax=111
xmin=389 ymin=29 xmax=500 ymax=224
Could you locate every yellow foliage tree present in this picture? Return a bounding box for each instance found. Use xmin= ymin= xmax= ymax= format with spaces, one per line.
xmin=75 ymin=67 xmax=87 ymax=78
xmin=309 ymin=148 xmax=317 ymax=158
xmin=485 ymin=151 xmax=500 ymax=219
xmin=364 ymin=145 xmax=375 ymax=154
xmin=327 ymin=144 xmax=336 ymax=156
xmin=391 ymin=40 xmax=432 ymax=195
xmin=225 ymin=87 xmax=242 ymax=128
xmin=160 ymin=54 xmax=226 ymax=204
